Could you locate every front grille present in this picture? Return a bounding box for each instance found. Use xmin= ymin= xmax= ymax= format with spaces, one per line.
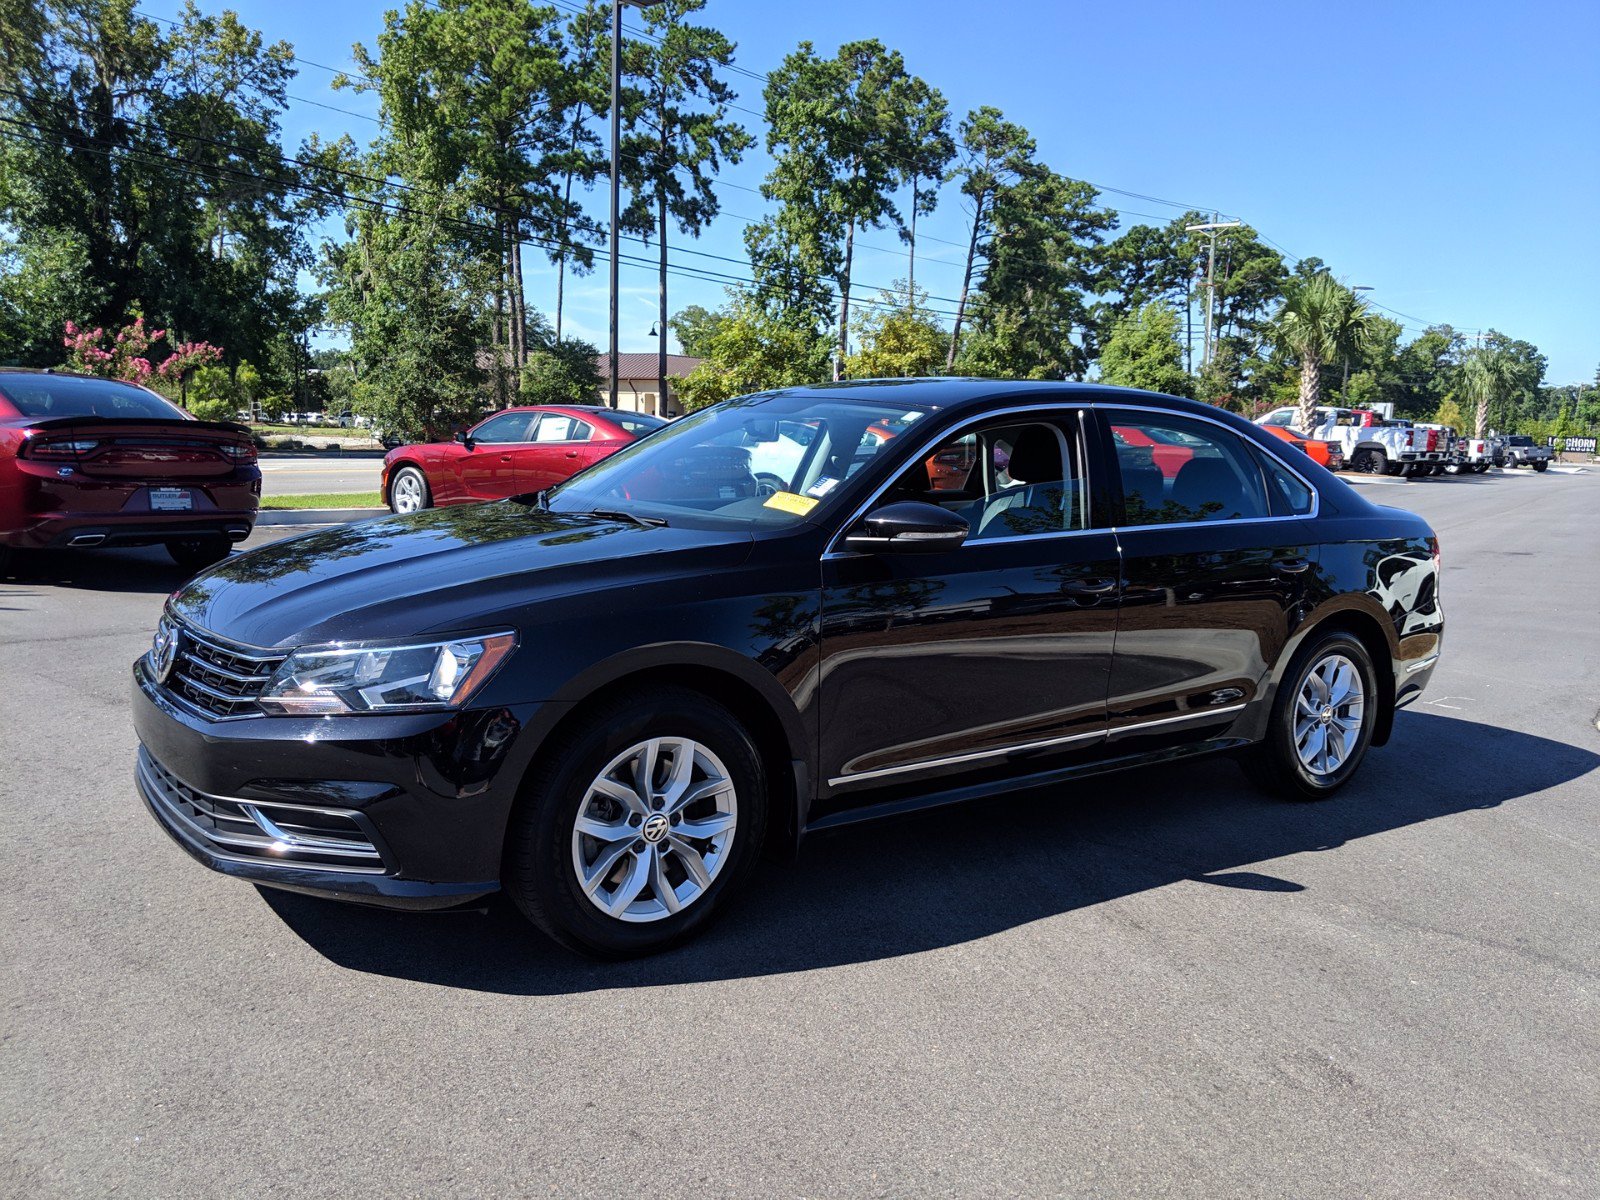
xmin=167 ymin=624 xmax=286 ymax=719
xmin=137 ymin=748 xmax=387 ymax=873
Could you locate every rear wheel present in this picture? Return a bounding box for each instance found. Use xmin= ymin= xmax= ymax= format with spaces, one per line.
xmin=165 ymin=536 xmax=231 ymax=570
xmin=1355 ymin=449 xmax=1386 ymax=475
xmin=504 ymin=686 xmax=769 ymax=958
xmin=1532 ymin=460 xmax=1548 ymax=472
xmin=1241 ymin=631 xmax=1379 ymax=801
xmin=389 ymin=466 xmax=431 ymax=514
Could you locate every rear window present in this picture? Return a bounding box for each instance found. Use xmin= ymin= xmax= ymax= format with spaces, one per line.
xmin=0 ymin=374 xmax=187 ymax=420
xmin=611 ymin=413 xmax=666 ymax=436
xmin=1507 ymin=436 xmax=1533 ymax=446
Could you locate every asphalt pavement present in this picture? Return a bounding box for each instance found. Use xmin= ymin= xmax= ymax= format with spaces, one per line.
xmin=259 ymin=455 xmax=384 ymax=496
xmin=1 ymin=469 xmax=1596 ymax=1197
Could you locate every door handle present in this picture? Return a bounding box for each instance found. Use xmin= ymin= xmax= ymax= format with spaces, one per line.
xmin=1064 ymin=577 xmax=1117 ymax=597
xmin=564 ymin=450 xmax=578 ymax=458
xmin=1274 ymin=557 xmax=1311 ymax=575
xmin=499 ymin=453 xmax=513 ymax=462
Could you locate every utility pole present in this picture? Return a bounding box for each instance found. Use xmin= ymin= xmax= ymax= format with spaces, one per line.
xmin=606 ymin=0 xmax=624 ymax=408
xmin=1186 ymin=216 xmax=1241 ymax=370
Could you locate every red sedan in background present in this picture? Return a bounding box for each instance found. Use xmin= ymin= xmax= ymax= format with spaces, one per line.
xmin=0 ymin=368 xmax=260 ymax=574
xmin=382 ymin=405 xmax=666 ymax=514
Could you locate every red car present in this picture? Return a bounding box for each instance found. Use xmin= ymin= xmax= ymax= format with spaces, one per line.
xmin=383 ymin=405 xmax=666 ymax=514
xmin=0 ymin=368 xmax=260 ymax=574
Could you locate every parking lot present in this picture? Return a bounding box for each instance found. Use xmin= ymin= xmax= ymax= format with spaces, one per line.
xmin=2 ymin=469 xmax=1596 ymax=1196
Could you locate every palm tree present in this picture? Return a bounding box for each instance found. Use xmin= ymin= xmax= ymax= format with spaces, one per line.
xmin=1275 ymin=273 xmax=1371 ymax=430
xmin=1459 ymin=348 xmax=1506 ymax=439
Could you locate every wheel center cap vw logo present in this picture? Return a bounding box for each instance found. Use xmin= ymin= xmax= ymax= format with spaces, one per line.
xmin=641 ymin=813 xmax=670 ymax=844
xmin=1320 ymin=706 xmax=1335 ymax=725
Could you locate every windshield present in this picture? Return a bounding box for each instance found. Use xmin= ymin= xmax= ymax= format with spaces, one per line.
xmin=544 ymin=392 xmax=929 ymax=529
xmin=0 ymin=373 xmax=189 ymax=420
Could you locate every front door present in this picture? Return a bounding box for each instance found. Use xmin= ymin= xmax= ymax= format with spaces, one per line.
xmin=1099 ymin=407 xmax=1317 ymax=748
xmin=515 ymin=413 xmax=599 ymax=492
xmin=459 ymin=410 xmax=537 ymax=500
xmin=815 ymin=409 xmax=1120 ymax=809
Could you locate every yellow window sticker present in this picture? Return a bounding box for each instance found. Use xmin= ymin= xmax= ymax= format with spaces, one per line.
xmin=762 ymin=491 xmax=819 ymax=516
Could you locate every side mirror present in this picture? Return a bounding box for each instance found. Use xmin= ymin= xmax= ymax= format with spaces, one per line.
xmin=843 ymin=500 xmax=969 ymax=554
xmin=454 ymin=429 xmax=475 ymax=450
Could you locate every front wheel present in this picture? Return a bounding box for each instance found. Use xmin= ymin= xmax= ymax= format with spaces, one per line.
xmin=504 ymin=686 xmax=769 ymax=957
xmin=165 ymin=536 xmax=232 ymax=571
xmin=389 ymin=466 xmax=432 ymax=514
xmin=1241 ymin=631 xmax=1380 ymax=801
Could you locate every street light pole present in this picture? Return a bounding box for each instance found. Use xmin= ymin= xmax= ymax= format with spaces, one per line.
xmin=1185 ymin=217 xmax=1242 ymax=370
xmin=607 ymin=0 xmax=623 ymax=409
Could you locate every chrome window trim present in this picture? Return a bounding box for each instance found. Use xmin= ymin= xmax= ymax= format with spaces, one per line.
xmin=826 ymin=702 xmax=1249 ymax=787
xmin=821 ymin=400 xmax=1095 ymax=560
xmin=821 ymin=396 xmax=1323 ymax=560
xmin=1101 ymin=402 xmax=1320 ymax=530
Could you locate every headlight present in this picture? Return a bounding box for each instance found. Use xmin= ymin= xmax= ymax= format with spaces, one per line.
xmin=257 ymin=632 xmax=516 ymax=715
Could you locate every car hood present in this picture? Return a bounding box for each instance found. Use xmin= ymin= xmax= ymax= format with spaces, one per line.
xmin=169 ymin=503 xmax=755 ymax=648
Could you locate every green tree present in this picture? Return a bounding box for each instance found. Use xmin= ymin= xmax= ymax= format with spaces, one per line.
xmin=1096 ymin=213 xmax=1205 ymax=370
xmin=1274 ymin=272 xmax=1373 ymax=430
xmin=945 ymin=107 xmax=1034 ymax=369
xmin=673 ymin=290 xmax=830 ymax=410
xmin=519 ymin=313 xmax=601 ymax=404
xmin=340 ymin=0 xmax=582 ymax=400
xmin=892 ymin=76 xmax=953 ymax=302
xmin=1459 ymin=348 xmax=1505 ymax=439
xmin=956 ymin=164 xmax=1114 ymax=379
xmin=1431 ymin=397 xmax=1465 ymax=430
xmin=0 ymin=0 xmax=330 ymax=368
xmin=749 ymin=40 xmax=941 ymax=374
xmin=846 ymin=282 xmax=946 ymax=379
xmin=1098 ymin=303 xmax=1190 ymax=396
xmin=668 ymin=303 xmax=727 ymax=357
xmin=617 ymin=0 xmax=752 ymax=396
xmin=551 ymin=1 xmax=607 ymax=341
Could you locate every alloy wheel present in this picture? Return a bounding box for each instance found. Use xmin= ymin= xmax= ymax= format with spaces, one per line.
xmin=1294 ymin=653 xmax=1366 ymax=777
xmin=570 ymin=736 xmax=737 ymax=923
xmin=392 ymin=470 xmax=426 ymax=514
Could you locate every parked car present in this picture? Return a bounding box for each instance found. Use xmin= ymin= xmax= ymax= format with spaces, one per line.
xmin=1450 ymin=436 xmax=1494 ymax=473
xmin=132 ymin=380 xmax=1443 ymax=957
xmin=1257 ymin=423 xmax=1345 ymax=471
xmin=0 ymin=368 xmax=259 ymax=574
xmin=381 ymin=405 xmax=667 ymax=513
xmin=1258 ymin=406 xmax=1424 ymax=476
xmin=1500 ymin=434 xmax=1552 ymax=472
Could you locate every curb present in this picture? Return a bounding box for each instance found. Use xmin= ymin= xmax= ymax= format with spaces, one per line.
xmin=257 ymin=508 xmax=386 ymax=526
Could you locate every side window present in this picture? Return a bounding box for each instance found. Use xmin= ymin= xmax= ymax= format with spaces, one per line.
xmin=1262 ymin=410 xmax=1293 ymax=427
xmin=1108 ymin=412 xmax=1270 ymax=525
xmin=534 ymin=415 xmax=577 ymax=442
xmin=472 ymin=412 xmax=534 ymax=443
xmin=568 ymin=420 xmax=593 ymax=442
xmin=1254 ymin=447 xmax=1315 ymax=516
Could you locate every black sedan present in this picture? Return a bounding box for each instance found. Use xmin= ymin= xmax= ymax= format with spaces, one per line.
xmin=132 ymin=381 xmax=1443 ymax=957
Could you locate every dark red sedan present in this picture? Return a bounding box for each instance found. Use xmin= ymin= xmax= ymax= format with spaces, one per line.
xmin=0 ymin=368 xmax=260 ymax=574
xmin=382 ymin=405 xmax=666 ymax=514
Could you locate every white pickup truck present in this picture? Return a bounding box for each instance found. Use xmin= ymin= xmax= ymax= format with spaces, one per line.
xmin=1257 ymin=406 xmax=1430 ymax=475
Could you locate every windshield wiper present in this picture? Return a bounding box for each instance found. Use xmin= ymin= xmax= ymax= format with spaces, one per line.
xmin=583 ymin=508 xmax=668 ymax=528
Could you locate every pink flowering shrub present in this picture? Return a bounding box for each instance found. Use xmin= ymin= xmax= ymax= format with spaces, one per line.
xmin=62 ymin=318 xmax=223 ymax=392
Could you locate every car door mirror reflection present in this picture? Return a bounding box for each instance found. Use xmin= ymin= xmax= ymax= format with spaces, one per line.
xmin=843 ymin=500 xmax=970 ymax=554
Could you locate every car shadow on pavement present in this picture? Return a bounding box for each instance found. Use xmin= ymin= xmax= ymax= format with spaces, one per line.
xmin=1 ymin=546 xmax=206 ymax=594
xmin=262 ymin=711 xmax=1598 ymax=994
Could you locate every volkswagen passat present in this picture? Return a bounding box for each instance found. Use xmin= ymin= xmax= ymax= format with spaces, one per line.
xmin=132 ymin=381 xmax=1443 ymax=957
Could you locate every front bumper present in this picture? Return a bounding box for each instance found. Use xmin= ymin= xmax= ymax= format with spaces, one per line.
xmin=131 ymin=657 xmax=545 ymax=909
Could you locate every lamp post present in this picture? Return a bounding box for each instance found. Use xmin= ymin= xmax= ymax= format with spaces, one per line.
xmin=607 ymin=0 xmax=658 ymax=409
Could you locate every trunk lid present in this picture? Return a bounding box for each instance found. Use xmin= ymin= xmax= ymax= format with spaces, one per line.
xmin=23 ymin=416 xmax=255 ymax=481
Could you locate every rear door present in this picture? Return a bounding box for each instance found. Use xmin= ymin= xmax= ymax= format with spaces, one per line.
xmin=1098 ymin=406 xmax=1316 ymax=750
xmin=515 ymin=413 xmax=598 ymax=492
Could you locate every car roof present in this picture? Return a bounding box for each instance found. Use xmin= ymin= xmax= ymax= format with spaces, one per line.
xmin=752 ymin=377 xmax=1257 ymax=426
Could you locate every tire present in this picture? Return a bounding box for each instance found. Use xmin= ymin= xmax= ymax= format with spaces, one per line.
xmin=1532 ymin=460 xmax=1548 ymax=472
xmin=1444 ymin=464 xmax=1464 ymax=475
xmin=389 ymin=465 xmax=432 ymax=514
xmin=1475 ymin=464 xmax=1489 ymax=474
xmin=1240 ymin=631 xmax=1380 ymax=801
xmin=504 ymin=686 xmax=769 ymax=958
xmin=165 ymin=536 xmax=232 ymax=570
xmin=0 ymin=545 xmax=11 ymax=577
xmin=1363 ymin=450 xmax=1387 ymax=475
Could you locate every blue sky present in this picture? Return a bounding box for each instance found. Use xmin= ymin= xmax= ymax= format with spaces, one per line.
xmin=148 ymin=0 xmax=1600 ymax=382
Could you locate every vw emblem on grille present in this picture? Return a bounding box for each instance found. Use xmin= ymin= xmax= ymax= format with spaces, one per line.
xmin=641 ymin=813 xmax=670 ymax=844
xmin=150 ymin=623 xmax=179 ymax=683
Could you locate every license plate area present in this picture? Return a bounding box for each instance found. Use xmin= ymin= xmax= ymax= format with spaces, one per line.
xmin=149 ymin=487 xmax=194 ymax=512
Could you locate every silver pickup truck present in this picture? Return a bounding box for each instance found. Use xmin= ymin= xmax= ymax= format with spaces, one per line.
xmin=1501 ymin=434 xmax=1552 ymax=472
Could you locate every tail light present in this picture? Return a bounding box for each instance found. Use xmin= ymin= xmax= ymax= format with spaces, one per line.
xmin=22 ymin=435 xmax=99 ymax=460
xmin=220 ymin=442 xmax=258 ymax=464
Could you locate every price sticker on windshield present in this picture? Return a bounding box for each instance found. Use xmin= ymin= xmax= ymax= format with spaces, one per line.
xmin=763 ymin=491 xmax=818 ymax=516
